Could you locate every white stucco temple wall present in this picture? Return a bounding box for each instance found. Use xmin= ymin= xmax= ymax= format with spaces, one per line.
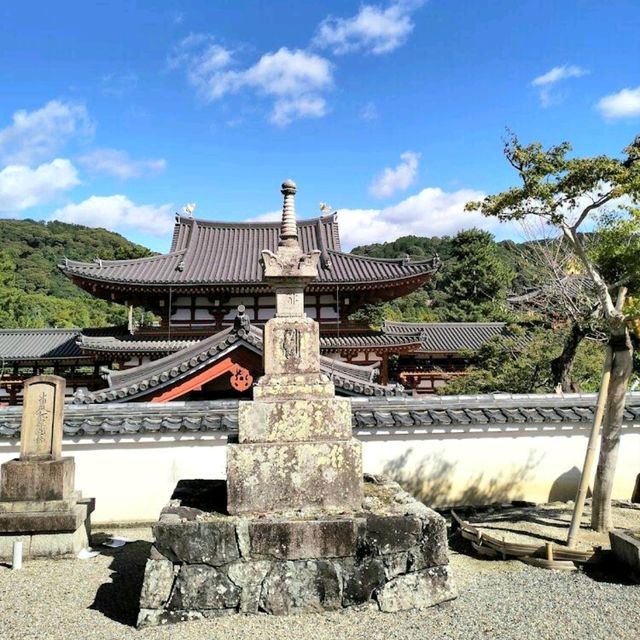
xmin=1 ymin=424 xmax=638 ymax=524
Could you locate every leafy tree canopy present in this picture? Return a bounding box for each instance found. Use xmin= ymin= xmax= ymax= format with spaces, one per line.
xmin=442 ymin=327 xmax=607 ymax=395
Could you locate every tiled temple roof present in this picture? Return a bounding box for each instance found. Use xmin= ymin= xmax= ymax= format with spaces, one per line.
xmin=77 ymin=334 xmax=198 ymax=355
xmin=0 ymin=328 xmax=82 ymax=361
xmin=59 ymin=214 xmax=438 ymax=289
xmin=319 ymin=332 xmax=422 ymax=351
xmin=1 ymin=393 xmax=639 ymax=439
xmin=1 ymin=321 xmax=523 ymax=366
xmin=78 ymin=330 xmax=422 ymax=355
xmin=383 ymin=321 xmax=515 ymax=353
xmin=0 ymin=327 xmax=127 ymax=363
xmin=73 ymin=323 xmax=403 ymax=404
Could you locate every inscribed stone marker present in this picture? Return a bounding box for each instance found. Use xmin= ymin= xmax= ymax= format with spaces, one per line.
xmin=19 ymin=375 xmax=65 ymax=461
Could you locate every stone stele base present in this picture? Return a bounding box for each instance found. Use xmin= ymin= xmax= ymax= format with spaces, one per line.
xmin=137 ymin=475 xmax=456 ymax=626
xmin=0 ymin=458 xmax=95 ymax=560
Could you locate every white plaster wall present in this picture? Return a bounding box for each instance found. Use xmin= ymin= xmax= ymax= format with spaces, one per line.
xmin=0 ymin=428 xmax=638 ymax=523
xmin=361 ymin=430 xmax=640 ymax=507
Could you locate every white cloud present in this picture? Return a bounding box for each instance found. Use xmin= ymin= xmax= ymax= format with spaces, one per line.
xmin=78 ymin=148 xmax=166 ymax=180
xmin=50 ymin=195 xmax=174 ymax=236
xmin=314 ymin=1 xmax=425 ymax=55
xmin=369 ymin=151 xmax=420 ymax=198
xmin=0 ymin=101 xmax=94 ymax=165
xmin=360 ymin=102 xmax=378 ymax=121
xmin=532 ymin=65 xmax=588 ymax=87
xmin=530 ymin=64 xmax=588 ymax=107
xmin=596 ymin=86 xmax=640 ymax=120
xmin=335 ymin=186 xmax=522 ymax=249
xmin=0 ymin=159 xmax=79 ymax=213
xmin=167 ymin=34 xmax=234 ymax=81
xmin=170 ymin=36 xmax=333 ymax=125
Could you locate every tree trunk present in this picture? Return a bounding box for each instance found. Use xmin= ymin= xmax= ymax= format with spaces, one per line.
xmin=591 ymin=329 xmax=634 ymax=532
xmin=550 ymin=322 xmax=588 ymax=392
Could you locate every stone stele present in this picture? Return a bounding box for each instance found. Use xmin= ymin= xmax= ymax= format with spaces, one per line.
xmin=138 ymin=180 xmax=455 ymax=625
xmin=0 ymin=375 xmax=94 ymax=560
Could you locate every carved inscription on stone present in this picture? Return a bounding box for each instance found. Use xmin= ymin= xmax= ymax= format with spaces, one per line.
xmin=276 ymin=290 xmax=304 ymax=317
xmin=283 ymin=328 xmax=300 ymax=360
xmin=34 ymin=391 xmax=51 ymax=447
xmin=19 ymin=375 xmax=66 ymax=461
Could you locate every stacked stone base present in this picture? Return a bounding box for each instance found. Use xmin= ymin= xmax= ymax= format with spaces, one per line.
xmin=138 ymin=476 xmax=455 ymax=626
xmin=0 ymin=457 xmax=94 ymax=560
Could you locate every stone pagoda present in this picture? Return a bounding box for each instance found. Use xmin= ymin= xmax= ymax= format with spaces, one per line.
xmin=226 ymin=179 xmax=361 ymax=514
xmin=137 ymin=181 xmax=455 ymax=626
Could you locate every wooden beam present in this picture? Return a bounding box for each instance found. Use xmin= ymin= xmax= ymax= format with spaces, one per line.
xmin=149 ymin=357 xmax=246 ymax=403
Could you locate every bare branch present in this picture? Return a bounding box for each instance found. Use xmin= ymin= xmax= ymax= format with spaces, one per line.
xmin=572 ymin=192 xmax=616 ymax=231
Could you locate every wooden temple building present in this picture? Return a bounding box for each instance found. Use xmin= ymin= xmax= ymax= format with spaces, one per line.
xmin=0 ymin=183 xmax=514 ymax=404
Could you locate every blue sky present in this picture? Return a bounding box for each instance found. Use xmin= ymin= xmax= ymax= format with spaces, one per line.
xmin=1 ymin=0 xmax=639 ymax=252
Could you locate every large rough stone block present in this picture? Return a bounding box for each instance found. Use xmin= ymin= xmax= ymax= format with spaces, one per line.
xmin=418 ymin=514 xmax=450 ymax=567
xmin=169 ymin=564 xmax=240 ymax=610
xmin=259 ymin=560 xmax=341 ymax=614
xmin=137 ymin=477 xmax=455 ymax=626
xmin=341 ymin=557 xmax=386 ymax=606
xmin=227 ymin=560 xmax=272 ymax=613
xmin=249 ymin=518 xmax=359 ymax=560
xmin=153 ymin=520 xmax=239 ymax=565
xmin=227 ymin=439 xmax=363 ymax=514
xmin=609 ymin=529 xmax=640 ymax=583
xmin=238 ymin=397 xmax=352 ymax=443
xmin=262 ymin=317 xmax=320 ymax=375
xmin=365 ymin=514 xmax=422 ymax=554
xmin=0 ymin=457 xmax=74 ymax=501
xmin=139 ymin=558 xmax=176 ymax=608
xmin=375 ymin=566 xmax=455 ymax=612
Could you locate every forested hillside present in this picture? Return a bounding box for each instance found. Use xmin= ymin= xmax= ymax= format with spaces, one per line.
xmin=0 ymin=219 xmax=152 ymax=328
xmin=351 ymin=229 xmax=538 ymax=324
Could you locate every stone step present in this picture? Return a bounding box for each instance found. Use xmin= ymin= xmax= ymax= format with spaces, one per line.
xmin=0 ymin=502 xmax=88 ymax=533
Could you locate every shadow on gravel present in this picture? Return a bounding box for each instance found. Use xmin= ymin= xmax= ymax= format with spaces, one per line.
xmin=581 ymin=560 xmax=638 ymax=586
xmin=89 ymin=539 xmax=151 ymax=627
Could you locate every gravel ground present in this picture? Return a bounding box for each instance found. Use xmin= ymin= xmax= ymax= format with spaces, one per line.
xmin=0 ymin=526 xmax=638 ymax=640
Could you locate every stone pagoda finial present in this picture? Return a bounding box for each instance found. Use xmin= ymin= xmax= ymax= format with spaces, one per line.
xmin=261 ymin=180 xmax=320 ymax=284
xmin=279 ymin=179 xmax=298 ymax=248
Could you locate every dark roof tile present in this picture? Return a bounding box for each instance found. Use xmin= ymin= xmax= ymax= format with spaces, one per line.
xmin=60 ymin=214 xmax=437 ymax=289
xmin=0 ymin=328 xmax=84 ymax=361
xmin=384 ymin=321 xmax=514 ymax=353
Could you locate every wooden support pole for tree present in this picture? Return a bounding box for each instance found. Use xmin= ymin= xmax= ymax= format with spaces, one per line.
xmin=567 ymin=287 xmax=627 ymax=548
xmin=566 ymin=345 xmax=612 ymax=548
